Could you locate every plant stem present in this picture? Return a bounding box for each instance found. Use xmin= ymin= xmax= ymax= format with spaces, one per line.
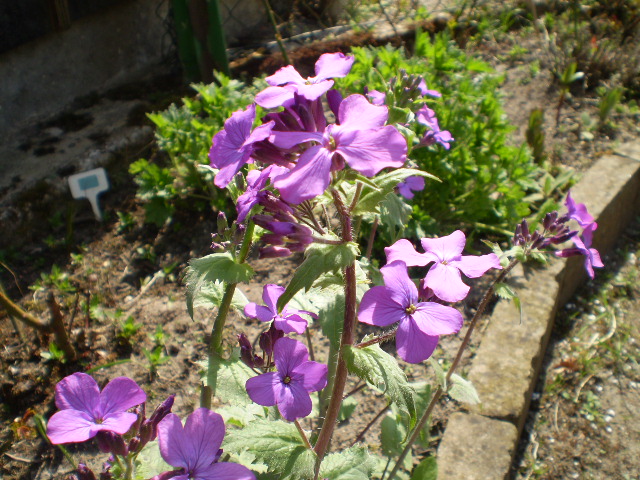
xmin=386 ymin=258 xmax=519 ymax=480
xmin=261 ymin=0 xmax=290 ymax=65
xmin=313 ymin=190 xmax=357 ymax=478
xmin=295 ymin=419 xmax=312 ymax=449
xmin=365 ymin=216 xmax=379 ymax=260
xmin=123 ymin=454 xmax=134 ymax=480
xmin=351 ymin=403 xmax=389 ymax=446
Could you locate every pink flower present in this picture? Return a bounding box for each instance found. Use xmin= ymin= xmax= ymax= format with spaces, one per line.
xmin=47 ymin=373 xmax=146 ymax=444
xmin=245 ymin=337 xmax=327 ymax=421
xmin=244 ymin=284 xmax=317 ymax=334
xmin=255 ymin=52 xmax=355 ymax=108
xmin=157 ymin=408 xmax=255 ymax=480
xmin=385 ymin=231 xmax=502 ymax=303
xmin=358 ymin=261 xmax=463 ymax=363
xmin=208 ymin=104 xmax=274 ymax=188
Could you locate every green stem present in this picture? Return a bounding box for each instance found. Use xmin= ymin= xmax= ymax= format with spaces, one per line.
xmin=313 ymin=190 xmax=357 ymax=478
xmin=261 ymin=0 xmax=290 ymax=65
xmin=295 ymin=419 xmax=312 ymax=449
xmin=386 ymin=258 xmax=520 ymax=480
xmin=123 ymin=454 xmax=134 ymax=480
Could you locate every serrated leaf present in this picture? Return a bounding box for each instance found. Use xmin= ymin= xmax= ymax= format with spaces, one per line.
xmin=216 ymin=403 xmax=266 ymax=428
xmin=344 ymin=344 xmax=416 ymax=429
xmin=185 ymin=253 xmax=254 ymax=318
xmin=277 ymin=242 xmax=359 ymax=311
xmin=224 ymin=419 xmax=316 ymax=479
xmin=411 ymin=456 xmax=437 ymax=480
xmin=194 ymin=281 xmax=249 ymax=312
xmin=428 ymin=357 xmax=446 ymax=390
xmin=353 ymin=169 xmax=439 ymax=217
xmin=448 ymin=373 xmax=480 ymax=405
xmin=134 ymin=440 xmax=172 ymax=478
xmin=203 ymin=348 xmax=255 ymax=406
xmin=319 ymin=446 xmax=377 ymax=479
xmin=494 ymin=282 xmax=516 ymax=300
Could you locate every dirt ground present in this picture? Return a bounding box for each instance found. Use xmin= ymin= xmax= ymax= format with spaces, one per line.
xmin=1 ymin=12 xmax=640 ymax=480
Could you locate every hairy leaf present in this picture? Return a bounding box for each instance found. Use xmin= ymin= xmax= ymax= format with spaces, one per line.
xmin=411 ymin=456 xmax=438 ymax=480
xmin=319 ymin=446 xmax=377 ymax=480
xmin=448 ymin=373 xmax=480 ymax=405
xmin=203 ymin=348 xmax=255 ymax=406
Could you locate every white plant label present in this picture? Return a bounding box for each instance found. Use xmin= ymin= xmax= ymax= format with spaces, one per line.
xmin=68 ymin=168 xmax=110 ymax=221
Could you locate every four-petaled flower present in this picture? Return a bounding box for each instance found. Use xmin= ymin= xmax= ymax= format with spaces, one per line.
xmin=208 ymin=104 xmax=274 ymax=188
xmin=246 ymin=337 xmax=328 ymax=421
xmin=416 ymin=106 xmax=453 ymax=150
xmin=157 ymin=408 xmax=255 ymax=480
xmin=255 ymin=52 xmax=355 ymax=109
xmin=397 ymin=175 xmax=425 ymax=200
xmin=385 ymin=230 xmax=502 ymax=303
xmin=236 ymin=165 xmax=288 ymax=223
xmin=47 ymin=373 xmax=146 ymax=444
xmin=358 ymin=260 xmax=463 ymax=363
xmin=244 ymin=284 xmax=317 ymax=334
xmin=271 ymin=94 xmax=407 ymax=203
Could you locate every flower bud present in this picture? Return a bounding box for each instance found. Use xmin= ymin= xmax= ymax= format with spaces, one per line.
xmin=140 ymin=394 xmax=175 ymax=445
xmin=76 ymin=464 xmax=97 ymax=480
xmin=259 ymin=324 xmax=284 ymax=358
xmin=217 ymin=212 xmax=228 ymax=233
xmin=521 ymin=219 xmax=530 ymax=240
xmin=542 ymin=211 xmax=558 ymax=230
xmin=96 ymin=431 xmax=127 ymax=457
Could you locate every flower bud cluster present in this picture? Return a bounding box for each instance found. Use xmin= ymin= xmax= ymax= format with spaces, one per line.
xmin=210 ymin=212 xmax=247 ymax=252
xmin=512 ymin=214 xmax=577 ymax=249
xmin=238 ymin=324 xmax=284 ymax=369
xmin=253 ymin=213 xmax=314 ymax=258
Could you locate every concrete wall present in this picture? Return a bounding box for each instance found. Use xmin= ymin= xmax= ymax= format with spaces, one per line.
xmin=0 ymin=0 xmax=172 ymax=137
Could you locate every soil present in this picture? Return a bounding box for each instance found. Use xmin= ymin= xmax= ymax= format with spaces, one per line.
xmin=1 ymin=8 xmax=640 ymax=480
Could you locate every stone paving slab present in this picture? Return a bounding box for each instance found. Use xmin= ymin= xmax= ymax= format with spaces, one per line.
xmin=437 ymin=143 xmax=640 ymax=479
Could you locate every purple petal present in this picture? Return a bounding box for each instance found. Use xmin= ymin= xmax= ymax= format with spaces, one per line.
xmin=395 ymin=319 xmax=440 ymax=363
xmin=565 ymin=190 xmax=594 ymax=227
xmin=273 ymin=145 xmax=333 ymax=203
xmin=273 ymin=337 xmax=309 ymax=374
xmin=367 ymin=89 xmax=386 ymax=106
xmin=244 ymin=121 xmax=274 ymax=146
xmin=183 ymin=408 xmax=226 ymax=470
xmin=294 ymin=361 xmax=328 ymax=392
xmin=100 ymin=411 xmax=140 ymax=435
xmin=262 ymin=284 xmax=285 ymax=313
xmin=255 ymin=86 xmax=296 ymax=109
xmin=270 ymin=130 xmax=323 ymax=150
xmin=275 ymin=314 xmax=308 ymax=334
xmin=313 ymin=52 xmax=355 ymax=81
xmin=380 ymin=260 xmax=418 ymax=306
xmin=196 ymin=462 xmax=256 ymax=480
xmin=450 ymin=253 xmax=502 ymax=278
xmin=54 ymin=373 xmax=100 ymax=416
xmin=327 ymin=89 xmax=343 ymax=118
xmin=158 ymin=414 xmax=189 ymax=469
xmin=335 ymin=125 xmax=407 ymax=177
xmin=245 ymin=304 xmax=276 ymax=323
xmin=420 ymin=230 xmax=466 ymax=263
xmin=296 ymin=81 xmax=335 ymax=102
xmin=412 ymin=302 xmax=463 ymax=336
xmin=385 ymin=239 xmax=433 ymax=267
xmin=424 ymin=262 xmax=470 ymax=303
xmin=266 ymin=65 xmax=306 ymax=86
xmin=47 ymin=409 xmax=97 ymax=444
xmin=100 ymin=377 xmax=146 ymax=417
xmin=277 ymin=382 xmax=312 ymax=421
xmin=357 ymin=285 xmax=404 ymax=327
xmin=338 ymin=94 xmax=388 ymax=129
xmin=246 ymin=372 xmax=280 ymax=407
xmin=417 ymin=78 xmax=441 ymax=97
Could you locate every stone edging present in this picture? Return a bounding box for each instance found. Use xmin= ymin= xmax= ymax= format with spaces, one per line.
xmin=437 ymin=142 xmax=640 ymax=479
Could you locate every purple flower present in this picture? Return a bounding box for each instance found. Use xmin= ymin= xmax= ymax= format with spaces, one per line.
xmin=208 ymin=104 xmax=275 ymax=188
xmin=47 ymin=373 xmax=146 ymax=444
xmin=555 ymin=231 xmax=604 ymax=279
xmin=156 ymin=408 xmax=255 ymax=480
xmin=358 ymin=261 xmax=463 ymax=363
xmin=244 ymin=284 xmax=317 ymax=334
xmin=236 ymin=165 xmax=289 ymax=223
xmin=565 ymin=190 xmax=595 ymax=228
xmin=397 ymin=176 xmax=425 ymax=199
xmin=417 ymin=78 xmax=442 ymax=98
xmin=256 ymin=52 xmax=355 ymax=108
xmin=271 ymin=94 xmax=407 ymax=203
xmin=385 ymin=231 xmax=502 ymax=303
xmin=245 ymin=337 xmax=327 ymax=421
xmin=416 ymin=106 xmax=453 ymax=150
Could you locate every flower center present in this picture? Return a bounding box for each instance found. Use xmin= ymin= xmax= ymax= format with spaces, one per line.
xmin=328 ymin=135 xmax=337 ymax=151
xmin=283 ymin=375 xmax=292 ymax=384
xmin=405 ymin=304 xmax=417 ymax=315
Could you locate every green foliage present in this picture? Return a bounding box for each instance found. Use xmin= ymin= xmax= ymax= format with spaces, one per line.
xmin=224 ymin=419 xmax=316 ymax=479
xmin=203 ymin=348 xmax=255 ymax=406
xmin=336 ymin=31 xmax=549 ymax=239
xmin=184 ymin=252 xmax=255 ymax=319
xmin=598 ymin=86 xmax=623 ymax=126
xmin=344 ymin=343 xmax=417 ymax=431
xmin=40 ymin=341 xmax=65 ymax=363
xmin=116 ymin=315 xmax=142 ymax=344
xmin=411 ymin=457 xmax=438 ymax=480
xmin=448 ymin=373 xmax=480 ymax=405
xmin=131 ymin=74 xmax=266 ymax=225
xmin=30 ymin=264 xmax=75 ymax=294
xmin=526 ymin=109 xmax=546 ymax=164
xmin=318 ymin=446 xmax=377 ymax=479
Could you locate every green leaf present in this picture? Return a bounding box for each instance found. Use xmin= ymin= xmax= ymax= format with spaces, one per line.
xmin=411 ymin=456 xmax=438 ymax=480
xmin=494 ymin=282 xmax=523 ymax=323
xmin=380 ymin=414 xmax=405 ymax=457
xmin=344 ymin=344 xmax=416 ymax=429
xmin=428 ymin=357 xmax=446 ymax=390
xmin=448 ymin=373 xmax=480 ymax=405
xmin=354 ymin=169 xmax=440 ymax=217
xmin=194 ymin=281 xmax=249 ymax=312
xmin=184 ymin=253 xmax=254 ymax=318
xmin=135 ymin=440 xmax=173 ymax=478
xmin=319 ymin=446 xmax=377 ymax=480
xmin=203 ymin=348 xmax=255 ymax=406
xmin=277 ymin=242 xmax=359 ymax=311
xmin=224 ymin=419 xmax=316 ymax=479
xmin=338 ymin=395 xmax=358 ymax=422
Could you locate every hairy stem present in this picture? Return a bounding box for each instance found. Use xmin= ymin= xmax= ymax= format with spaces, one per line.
xmin=295 ymin=419 xmax=312 ymax=449
xmin=386 ymin=258 xmax=519 ymax=479
xmin=313 ymin=190 xmax=357 ymax=477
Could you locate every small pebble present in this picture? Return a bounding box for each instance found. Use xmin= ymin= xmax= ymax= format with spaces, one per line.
xmin=605 ymin=426 xmax=613 ymax=433
xmin=606 ymin=409 xmax=616 ymax=417
xmin=604 ymin=415 xmax=613 ymax=422
xmin=587 ymin=314 xmax=597 ymax=321
xmin=595 ymin=384 xmax=603 ymax=392
xmin=532 ymin=392 xmax=541 ymax=401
